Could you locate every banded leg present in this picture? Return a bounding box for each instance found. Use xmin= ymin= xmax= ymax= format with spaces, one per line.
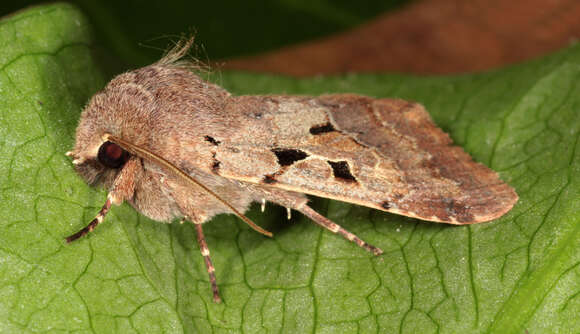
xmin=194 ymin=223 xmax=222 ymax=303
xmin=299 ymin=205 xmax=384 ymax=256
xmin=66 ymin=195 xmax=113 ymax=243
xmin=65 ymin=157 xmax=139 ymax=243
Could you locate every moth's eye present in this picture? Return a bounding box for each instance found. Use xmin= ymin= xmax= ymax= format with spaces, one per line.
xmin=97 ymin=141 xmax=129 ymax=168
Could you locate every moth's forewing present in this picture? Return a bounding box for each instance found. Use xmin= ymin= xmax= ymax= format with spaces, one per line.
xmin=199 ymin=95 xmax=517 ymax=224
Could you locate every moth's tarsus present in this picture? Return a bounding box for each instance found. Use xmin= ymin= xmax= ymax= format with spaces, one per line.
xmin=327 ymin=161 xmax=357 ymax=182
xmin=272 ymin=148 xmax=309 ymax=166
xmin=204 ymin=135 xmax=220 ymax=145
xmin=65 ymin=220 xmax=98 ymax=243
xmin=194 ymin=223 xmax=222 ymax=303
xmin=65 ymin=196 xmax=112 ymax=243
xmin=309 ymin=122 xmax=336 ymax=135
xmin=300 ymin=205 xmax=383 ymax=256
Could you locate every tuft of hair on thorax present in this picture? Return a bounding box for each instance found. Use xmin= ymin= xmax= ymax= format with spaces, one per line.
xmin=155 ymin=37 xmax=211 ymax=75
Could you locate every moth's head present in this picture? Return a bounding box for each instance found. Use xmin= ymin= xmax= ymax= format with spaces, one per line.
xmin=67 ymin=40 xmax=227 ymax=188
xmin=67 ymin=71 xmax=153 ymax=188
xmin=67 ymin=133 xmax=130 ymax=188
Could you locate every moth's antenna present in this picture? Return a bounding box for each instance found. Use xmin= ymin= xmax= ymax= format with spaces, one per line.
xmin=105 ymin=134 xmax=273 ymax=237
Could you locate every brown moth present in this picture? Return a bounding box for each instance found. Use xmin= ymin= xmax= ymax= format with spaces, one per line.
xmin=66 ymin=40 xmax=518 ymax=303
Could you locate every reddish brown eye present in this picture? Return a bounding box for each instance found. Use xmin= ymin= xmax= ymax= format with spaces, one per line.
xmin=97 ymin=141 xmax=129 ymax=168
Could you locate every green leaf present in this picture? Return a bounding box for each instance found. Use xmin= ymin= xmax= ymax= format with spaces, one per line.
xmin=1 ymin=4 xmax=578 ymax=333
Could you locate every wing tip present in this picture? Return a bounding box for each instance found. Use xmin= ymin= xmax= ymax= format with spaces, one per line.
xmin=375 ymin=182 xmax=519 ymax=224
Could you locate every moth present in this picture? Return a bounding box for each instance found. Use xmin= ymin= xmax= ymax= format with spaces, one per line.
xmin=66 ymin=40 xmax=518 ymax=303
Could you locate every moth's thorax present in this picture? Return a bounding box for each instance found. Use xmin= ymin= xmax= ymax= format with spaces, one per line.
xmin=71 ymin=64 xmax=231 ymax=188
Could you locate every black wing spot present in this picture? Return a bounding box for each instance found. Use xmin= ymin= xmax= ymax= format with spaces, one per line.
xmin=210 ymin=152 xmax=221 ymax=174
xmin=444 ymin=198 xmax=473 ymax=223
xmin=204 ymin=135 xmax=220 ymax=145
xmin=328 ymin=161 xmax=357 ymax=182
xmin=272 ymin=148 xmax=309 ymax=166
xmin=211 ymin=161 xmax=221 ymax=173
xmin=263 ymin=174 xmax=277 ymax=184
xmin=309 ymin=123 xmax=336 ymax=135
xmin=381 ymin=201 xmax=391 ymax=210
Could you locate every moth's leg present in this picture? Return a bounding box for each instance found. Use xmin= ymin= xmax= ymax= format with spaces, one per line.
xmin=194 ymin=222 xmax=222 ymax=303
xmin=66 ymin=157 xmax=140 ymax=243
xmin=173 ymin=200 xmax=222 ymax=303
xmin=255 ymin=188 xmax=382 ymax=254
xmin=299 ymin=205 xmax=384 ymax=256
xmin=65 ymin=194 xmax=113 ymax=243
